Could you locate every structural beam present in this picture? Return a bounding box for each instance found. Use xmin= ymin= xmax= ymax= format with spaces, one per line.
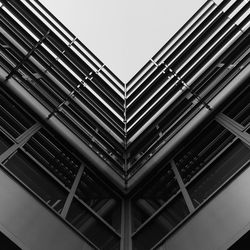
xmin=127 ymin=63 xmax=250 ymax=192
xmin=0 ymin=68 xmax=125 ymax=191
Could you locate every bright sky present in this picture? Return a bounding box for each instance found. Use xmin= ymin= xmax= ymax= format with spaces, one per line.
xmin=40 ymin=0 xmax=209 ymax=83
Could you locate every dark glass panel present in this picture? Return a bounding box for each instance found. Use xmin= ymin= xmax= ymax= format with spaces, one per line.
xmin=4 ymin=150 xmax=67 ymax=213
xmin=132 ymin=164 xmax=179 ymax=232
xmin=223 ymin=87 xmax=249 ymax=127
xmin=75 ymin=168 xmax=121 ymax=232
xmin=0 ymin=92 xmax=35 ymax=138
xmin=132 ymin=194 xmax=189 ymax=250
xmin=0 ymin=131 xmax=13 ymax=155
xmin=66 ymin=198 xmax=120 ymax=250
xmin=188 ymin=140 xmax=250 ymax=207
xmin=23 ymin=129 xmax=81 ymax=189
xmin=175 ymin=121 xmax=235 ymax=184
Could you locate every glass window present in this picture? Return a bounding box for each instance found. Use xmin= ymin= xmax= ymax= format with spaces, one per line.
xmin=75 ymin=168 xmax=121 ymax=232
xmin=66 ymin=198 xmax=120 ymax=250
xmin=132 ymin=194 xmax=189 ymax=250
xmin=23 ymin=129 xmax=121 ymax=232
xmin=4 ymin=150 xmax=68 ymax=213
xmin=223 ymin=87 xmax=250 ymax=127
xmin=23 ymin=129 xmax=81 ymax=189
xmin=188 ymin=140 xmax=250 ymax=207
xmin=132 ymin=165 xmax=179 ymax=232
xmin=0 ymin=130 xmax=13 ymax=155
xmin=175 ymin=121 xmax=235 ymax=184
xmin=0 ymin=91 xmax=35 ymax=138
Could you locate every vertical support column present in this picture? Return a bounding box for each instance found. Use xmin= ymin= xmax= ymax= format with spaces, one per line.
xmin=61 ymin=164 xmax=84 ymax=218
xmin=171 ymin=160 xmax=195 ymax=213
xmin=121 ymin=198 xmax=132 ymax=250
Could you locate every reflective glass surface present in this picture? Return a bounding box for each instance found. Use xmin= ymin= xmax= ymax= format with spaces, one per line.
xmin=132 ymin=194 xmax=189 ymax=250
xmin=0 ymin=130 xmax=13 ymax=155
xmin=188 ymin=140 xmax=250 ymax=207
xmin=75 ymin=168 xmax=121 ymax=232
xmin=23 ymin=129 xmax=80 ymax=189
xmin=0 ymin=91 xmax=35 ymax=138
xmin=132 ymin=164 xmax=179 ymax=232
xmin=175 ymin=121 xmax=235 ymax=184
xmin=4 ymin=150 xmax=68 ymax=213
xmin=223 ymin=87 xmax=250 ymax=127
xmin=66 ymin=198 xmax=120 ymax=250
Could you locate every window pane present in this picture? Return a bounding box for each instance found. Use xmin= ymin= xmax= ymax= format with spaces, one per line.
xmin=0 ymin=130 xmax=13 ymax=155
xmin=131 ymin=164 xmax=179 ymax=232
xmin=174 ymin=121 xmax=235 ymax=184
xmin=66 ymin=198 xmax=120 ymax=250
xmin=75 ymin=168 xmax=121 ymax=232
xmin=188 ymin=140 xmax=250 ymax=207
xmin=223 ymin=87 xmax=250 ymax=127
xmin=4 ymin=150 xmax=67 ymax=213
xmin=132 ymin=194 xmax=189 ymax=250
xmin=23 ymin=129 xmax=81 ymax=189
xmin=0 ymin=91 xmax=35 ymax=138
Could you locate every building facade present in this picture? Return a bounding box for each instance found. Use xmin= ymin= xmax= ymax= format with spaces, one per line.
xmin=0 ymin=0 xmax=250 ymax=249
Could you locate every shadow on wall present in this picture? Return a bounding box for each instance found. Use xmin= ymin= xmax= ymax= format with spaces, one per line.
xmin=0 ymin=231 xmax=21 ymax=250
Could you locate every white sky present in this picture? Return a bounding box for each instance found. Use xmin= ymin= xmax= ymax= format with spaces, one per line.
xmin=40 ymin=0 xmax=208 ymax=83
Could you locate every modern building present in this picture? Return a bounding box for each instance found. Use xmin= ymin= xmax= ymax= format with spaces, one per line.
xmin=0 ymin=0 xmax=250 ymax=249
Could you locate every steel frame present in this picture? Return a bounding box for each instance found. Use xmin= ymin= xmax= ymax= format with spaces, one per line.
xmin=1 ymin=0 xmax=250 ymax=189
xmin=1 ymin=0 xmax=250 ymax=249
